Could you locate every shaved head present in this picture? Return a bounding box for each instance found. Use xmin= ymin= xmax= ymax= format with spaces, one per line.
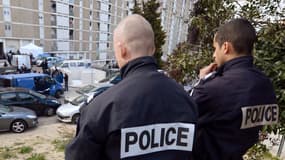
xmin=114 ymin=14 xmax=155 ymax=58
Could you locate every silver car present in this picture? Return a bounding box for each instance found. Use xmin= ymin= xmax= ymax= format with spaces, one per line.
xmin=0 ymin=104 xmax=38 ymax=133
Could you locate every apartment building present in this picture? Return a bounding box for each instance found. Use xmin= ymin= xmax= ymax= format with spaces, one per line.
xmin=0 ymin=0 xmax=193 ymax=60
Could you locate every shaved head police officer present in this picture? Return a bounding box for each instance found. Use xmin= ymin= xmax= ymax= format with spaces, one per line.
xmin=65 ymin=14 xmax=198 ymax=160
xmin=191 ymin=18 xmax=279 ymax=160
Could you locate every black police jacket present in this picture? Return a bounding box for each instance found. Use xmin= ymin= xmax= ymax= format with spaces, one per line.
xmin=65 ymin=56 xmax=198 ymax=160
xmin=191 ymin=56 xmax=278 ymax=160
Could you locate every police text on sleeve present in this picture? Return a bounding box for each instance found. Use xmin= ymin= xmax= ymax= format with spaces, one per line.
xmin=241 ymin=104 xmax=279 ymax=129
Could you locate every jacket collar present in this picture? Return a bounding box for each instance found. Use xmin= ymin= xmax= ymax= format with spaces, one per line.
xmin=120 ymin=56 xmax=158 ymax=79
xmin=216 ymin=55 xmax=254 ymax=75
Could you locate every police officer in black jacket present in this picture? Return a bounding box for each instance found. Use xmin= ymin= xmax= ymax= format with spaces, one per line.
xmin=65 ymin=14 xmax=198 ymax=160
xmin=191 ymin=18 xmax=279 ymax=160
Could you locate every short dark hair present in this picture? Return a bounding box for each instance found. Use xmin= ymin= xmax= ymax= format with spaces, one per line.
xmin=215 ymin=18 xmax=256 ymax=55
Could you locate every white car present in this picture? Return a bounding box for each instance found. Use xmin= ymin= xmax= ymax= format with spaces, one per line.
xmin=64 ymin=83 xmax=114 ymax=103
xmin=57 ymin=83 xmax=113 ymax=124
xmin=56 ymin=94 xmax=91 ymax=123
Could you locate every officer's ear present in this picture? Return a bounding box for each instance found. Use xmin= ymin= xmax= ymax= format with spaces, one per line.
xmin=121 ymin=45 xmax=128 ymax=59
xmin=223 ymin=42 xmax=231 ymax=55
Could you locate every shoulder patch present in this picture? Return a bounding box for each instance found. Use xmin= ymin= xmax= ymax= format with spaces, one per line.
xmin=120 ymin=123 xmax=195 ymax=159
xmin=241 ymin=104 xmax=279 ymax=129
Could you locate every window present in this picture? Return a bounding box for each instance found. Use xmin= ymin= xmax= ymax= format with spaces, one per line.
xmin=70 ymin=62 xmax=76 ymax=67
xmin=78 ymin=62 xmax=84 ymax=67
xmin=96 ymin=1 xmax=101 ymax=9
xmin=4 ymin=10 xmax=9 ymax=15
xmin=62 ymin=63 xmax=69 ymax=68
xmin=96 ymin=11 xmax=100 ymax=18
xmin=1 ymin=93 xmax=17 ymax=103
xmin=5 ymin=24 xmax=11 ymax=31
xmin=108 ymin=15 xmax=111 ymax=21
xmin=0 ymin=79 xmax=11 ymax=87
xmin=18 ymin=93 xmax=36 ymax=101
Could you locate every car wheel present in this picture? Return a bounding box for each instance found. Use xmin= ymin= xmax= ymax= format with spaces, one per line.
xmin=11 ymin=120 xmax=27 ymax=133
xmin=45 ymin=108 xmax=55 ymax=116
xmin=72 ymin=114 xmax=80 ymax=124
xmin=55 ymin=91 xmax=61 ymax=98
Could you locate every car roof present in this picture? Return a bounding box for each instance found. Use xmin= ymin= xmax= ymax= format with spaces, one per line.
xmin=0 ymin=73 xmax=48 ymax=80
xmin=0 ymin=87 xmax=29 ymax=93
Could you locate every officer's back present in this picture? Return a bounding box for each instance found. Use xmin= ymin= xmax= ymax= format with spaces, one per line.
xmin=191 ymin=18 xmax=278 ymax=160
xmin=65 ymin=14 xmax=198 ymax=160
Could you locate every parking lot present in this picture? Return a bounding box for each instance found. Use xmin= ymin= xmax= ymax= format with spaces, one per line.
xmin=0 ymin=87 xmax=77 ymax=160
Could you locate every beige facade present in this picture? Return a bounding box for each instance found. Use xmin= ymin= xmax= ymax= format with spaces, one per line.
xmin=0 ymin=0 xmax=193 ymax=60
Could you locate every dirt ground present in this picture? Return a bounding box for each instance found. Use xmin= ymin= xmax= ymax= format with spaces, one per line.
xmin=0 ymin=121 xmax=284 ymax=160
xmin=0 ymin=123 xmax=76 ymax=160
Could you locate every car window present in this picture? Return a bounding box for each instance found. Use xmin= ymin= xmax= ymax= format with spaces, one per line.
xmin=77 ymin=85 xmax=96 ymax=94
xmin=0 ymin=104 xmax=11 ymax=113
xmin=0 ymin=79 xmax=11 ymax=87
xmin=96 ymin=87 xmax=109 ymax=92
xmin=44 ymin=76 xmax=55 ymax=85
xmin=29 ymin=90 xmax=45 ymax=99
xmin=78 ymin=62 xmax=84 ymax=67
xmin=71 ymin=95 xmax=87 ymax=106
xmin=1 ymin=93 xmax=17 ymax=103
xmin=61 ymin=63 xmax=68 ymax=68
xmin=70 ymin=62 xmax=76 ymax=67
xmin=18 ymin=93 xmax=36 ymax=101
xmin=111 ymin=75 xmax=121 ymax=84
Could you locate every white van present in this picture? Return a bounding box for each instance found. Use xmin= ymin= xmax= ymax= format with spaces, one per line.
xmin=55 ymin=59 xmax=91 ymax=70
xmin=11 ymin=55 xmax=31 ymax=69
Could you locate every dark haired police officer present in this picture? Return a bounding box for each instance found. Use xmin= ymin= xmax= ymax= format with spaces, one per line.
xmin=191 ymin=18 xmax=279 ymax=160
xmin=65 ymin=14 xmax=198 ymax=160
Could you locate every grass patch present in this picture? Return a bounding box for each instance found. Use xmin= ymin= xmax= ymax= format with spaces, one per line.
xmin=26 ymin=153 xmax=45 ymax=160
xmin=52 ymin=125 xmax=75 ymax=152
xmin=19 ymin=146 xmax=33 ymax=154
xmin=14 ymin=142 xmax=25 ymax=146
xmin=0 ymin=147 xmax=17 ymax=160
xmin=52 ymin=139 xmax=70 ymax=152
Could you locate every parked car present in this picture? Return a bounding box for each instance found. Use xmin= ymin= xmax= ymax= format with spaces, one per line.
xmin=0 ymin=88 xmax=61 ymax=116
xmin=97 ymin=73 xmax=121 ymax=84
xmin=64 ymin=83 xmax=113 ymax=103
xmin=57 ymin=94 xmax=91 ymax=124
xmin=58 ymin=84 xmax=113 ymax=123
xmin=46 ymin=57 xmax=64 ymax=68
xmin=35 ymin=53 xmax=51 ymax=66
xmin=0 ymin=73 xmax=64 ymax=98
xmin=54 ymin=59 xmax=91 ymax=70
xmin=0 ymin=104 xmax=38 ymax=133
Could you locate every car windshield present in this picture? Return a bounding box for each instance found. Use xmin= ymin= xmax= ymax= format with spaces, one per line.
xmin=99 ymin=77 xmax=110 ymax=83
xmin=99 ymin=73 xmax=119 ymax=83
xmin=70 ymin=95 xmax=87 ymax=106
xmin=77 ymin=85 xmax=96 ymax=94
xmin=29 ymin=90 xmax=46 ymax=99
xmin=55 ymin=61 xmax=63 ymax=67
xmin=0 ymin=104 xmax=12 ymax=112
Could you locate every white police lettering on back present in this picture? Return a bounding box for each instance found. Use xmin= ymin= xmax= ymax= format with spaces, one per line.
xmin=241 ymin=104 xmax=279 ymax=129
xmin=120 ymin=123 xmax=195 ymax=159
